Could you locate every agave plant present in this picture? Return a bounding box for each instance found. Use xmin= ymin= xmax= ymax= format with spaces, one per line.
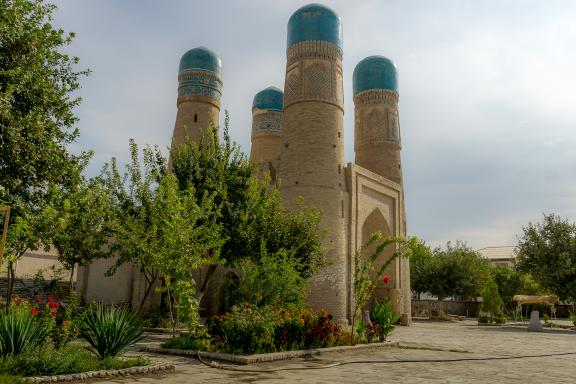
xmin=0 ymin=308 xmax=48 ymax=356
xmin=79 ymin=304 xmax=144 ymax=359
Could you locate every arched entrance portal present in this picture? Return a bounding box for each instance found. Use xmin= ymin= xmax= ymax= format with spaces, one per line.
xmin=361 ymin=208 xmax=395 ymax=311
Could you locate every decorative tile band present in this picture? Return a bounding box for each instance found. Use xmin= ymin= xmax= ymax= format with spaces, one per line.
xmin=178 ymin=69 xmax=222 ymax=100
xmin=287 ymin=40 xmax=342 ymax=64
xmin=253 ymin=113 xmax=282 ymax=133
xmin=353 ymin=89 xmax=398 ymax=106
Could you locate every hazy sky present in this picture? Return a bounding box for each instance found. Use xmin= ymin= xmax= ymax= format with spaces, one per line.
xmin=51 ymin=0 xmax=576 ymax=249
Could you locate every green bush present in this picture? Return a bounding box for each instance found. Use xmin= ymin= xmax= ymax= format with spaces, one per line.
xmin=79 ymin=304 xmax=144 ymax=359
xmin=162 ymin=326 xmax=213 ymax=351
xmin=494 ymin=314 xmax=507 ymax=324
xmin=0 ymin=345 xmax=147 ymax=376
xmin=371 ymin=299 xmax=398 ymax=341
xmin=478 ymin=316 xmax=490 ymax=324
xmin=0 ymin=375 xmax=29 ymax=384
xmin=234 ymin=247 xmax=308 ymax=308
xmin=206 ymin=304 xmax=348 ymax=355
xmin=0 ymin=306 xmax=48 ymax=357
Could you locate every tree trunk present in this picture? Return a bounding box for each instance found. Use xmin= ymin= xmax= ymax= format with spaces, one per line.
xmin=68 ymin=264 xmax=75 ymax=295
xmin=139 ymin=268 xmax=158 ymax=310
xmin=5 ymin=261 xmax=15 ymax=312
xmin=196 ymin=264 xmax=217 ymax=303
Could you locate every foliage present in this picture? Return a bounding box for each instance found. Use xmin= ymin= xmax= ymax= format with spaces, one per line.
xmin=480 ymin=280 xmax=503 ymax=322
xmin=0 ymin=344 xmax=147 ymax=376
xmin=0 ymin=375 xmax=29 ymax=384
xmin=477 ymin=315 xmax=489 ymax=324
xmin=42 ymin=178 xmax=114 ymax=292
xmin=0 ymin=0 xmax=90 ymax=304
xmin=161 ymin=326 xmax=213 ymax=352
xmin=233 ymin=246 xmax=308 ymax=308
xmin=408 ymin=239 xmax=434 ymax=299
xmin=493 ymin=314 xmax=507 ymax=324
xmin=78 ymin=303 xmax=144 ymax=359
xmin=351 ymin=232 xmax=413 ymax=344
xmin=516 ymin=214 xmax=576 ymax=301
xmin=490 ymin=264 xmax=541 ymax=312
xmin=0 ymin=0 xmax=90 ymax=209
xmin=0 ymin=304 xmax=47 ymax=356
xmin=205 ymin=304 xmax=347 ymax=355
xmin=427 ymin=241 xmax=491 ymax=301
xmin=170 ymin=117 xmax=325 ymax=300
xmin=371 ymin=299 xmax=398 ymax=341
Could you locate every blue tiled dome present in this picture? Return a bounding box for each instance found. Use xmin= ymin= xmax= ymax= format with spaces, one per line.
xmin=178 ymin=46 xmax=222 ymax=76
xmin=252 ymin=86 xmax=284 ymax=111
xmin=287 ymin=4 xmax=342 ymax=48
xmin=353 ymin=56 xmax=398 ymax=95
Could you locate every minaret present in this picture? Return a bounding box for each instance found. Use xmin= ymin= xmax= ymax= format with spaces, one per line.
xmin=353 ymin=56 xmax=411 ymax=322
xmin=353 ymin=56 xmax=402 ymax=185
xmin=278 ymin=4 xmax=348 ymax=323
xmin=250 ymin=86 xmax=284 ymax=178
xmin=171 ymin=47 xmax=222 ymax=146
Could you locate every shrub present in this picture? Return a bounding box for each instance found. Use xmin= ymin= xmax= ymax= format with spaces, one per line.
xmin=371 ymin=299 xmax=398 ymax=341
xmin=480 ymin=280 xmax=503 ymax=322
xmin=79 ymin=304 xmax=144 ymax=359
xmin=477 ymin=316 xmax=490 ymax=324
xmin=162 ymin=326 xmax=213 ymax=351
xmin=0 ymin=345 xmax=147 ymax=376
xmin=494 ymin=314 xmax=507 ymax=325
xmin=0 ymin=305 xmax=48 ymax=356
xmin=207 ymin=304 xmax=348 ymax=355
xmin=234 ymin=247 xmax=308 ymax=308
xmin=0 ymin=375 xmax=29 ymax=384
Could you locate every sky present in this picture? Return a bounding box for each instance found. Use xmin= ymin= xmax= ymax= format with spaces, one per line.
xmin=51 ymin=0 xmax=576 ymax=249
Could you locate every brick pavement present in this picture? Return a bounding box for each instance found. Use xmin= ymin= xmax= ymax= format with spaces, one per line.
xmin=98 ymin=320 xmax=576 ymax=383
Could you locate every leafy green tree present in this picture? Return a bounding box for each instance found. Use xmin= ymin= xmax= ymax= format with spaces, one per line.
xmin=0 ymin=0 xmax=89 ymax=304
xmin=491 ymin=264 xmax=541 ymax=312
xmin=408 ymin=239 xmax=434 ymax=299
xmin=170 ymin=115 xmax=325 ymax=301
xmin=516 ymin=213 xmax=576 ymax=301
xmin=43 ymin=177 xmax=114 ymax=293
xmin=480 ymin=279 xmax=503 ymax=322
xmin=428 ymin=241 xmax=491 ymax=301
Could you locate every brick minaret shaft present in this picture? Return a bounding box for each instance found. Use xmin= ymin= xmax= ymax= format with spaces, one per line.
xmin=171 ymin=47 xmax=222 ymax=148
xmin=278 ymin=5 xmax=348 ymax=323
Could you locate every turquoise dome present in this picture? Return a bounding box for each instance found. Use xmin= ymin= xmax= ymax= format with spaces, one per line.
xmin=253 ymin=86 xmax=284 ymax=111
xmin=178 ymin=46 xmax=222 ymax=77
xmin=353 ymin=56 xmax=398 ymax=95
xmin=287 ymin=4 xmax=342 ymax=48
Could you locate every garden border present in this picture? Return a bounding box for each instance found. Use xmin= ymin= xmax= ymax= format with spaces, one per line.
xmin=28 ymin=363 xmax=175 ymax=383
xmin=141 ymin=341 xmax=400 ymax=365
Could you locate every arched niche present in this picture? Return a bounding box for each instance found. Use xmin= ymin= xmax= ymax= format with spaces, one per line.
xmin=361 ymin=208 xmax=395 ymax=309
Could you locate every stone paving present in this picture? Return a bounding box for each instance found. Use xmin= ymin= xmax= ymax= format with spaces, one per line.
xmin=99 ymin=320 xmax=576 ymax=383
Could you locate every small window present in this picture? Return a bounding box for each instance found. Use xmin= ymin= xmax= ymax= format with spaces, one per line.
xmin=194 ymin=114 xmax=198 ymax=123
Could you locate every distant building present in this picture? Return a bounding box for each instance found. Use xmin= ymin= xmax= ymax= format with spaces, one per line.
xmin=477 ymin=246 xmax=517 ymax=267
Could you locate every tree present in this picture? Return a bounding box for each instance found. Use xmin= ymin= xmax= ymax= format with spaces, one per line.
xmin=44 ymin=177 xmax=114 ymax=293
xmin=516 ymin=213 xmax=576 ymax=301
xmin=480 ymin=279 xmax=503 ymax=322
xmin=427 ymin=241 xmax=491 ymax=301
xmin=0 ymin=0 xmax=89 ymax=304
xmin=491 ymin=264 xmax=541 ymax=313
xmin=408 ymin=239 xmax=434 ymax=299
xmin=170 ymin=115 xmax=325 ymax=301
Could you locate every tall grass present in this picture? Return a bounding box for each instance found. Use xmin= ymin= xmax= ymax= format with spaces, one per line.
xmin=79 ymin=304 xmax=144 ymax=359
xmin=0 ymin=309 xmax=47 ymax=356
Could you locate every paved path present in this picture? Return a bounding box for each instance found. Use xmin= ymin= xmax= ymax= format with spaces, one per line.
xmin=102 ymin=320 xmax=576 ymax=383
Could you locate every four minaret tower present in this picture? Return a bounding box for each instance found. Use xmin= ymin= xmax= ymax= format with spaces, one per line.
xmin=171 ymin=4 xmax=408 ymax=324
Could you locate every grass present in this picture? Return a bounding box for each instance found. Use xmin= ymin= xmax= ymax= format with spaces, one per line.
xmin=0 ymin=375 xmax=29 ymax=384
xmin=0 ymin=344 xmax=148 ymax=377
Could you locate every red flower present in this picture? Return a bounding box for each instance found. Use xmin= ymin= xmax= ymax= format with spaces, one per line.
xmin=47 ymin=295 xmax=54 ymax=303
xmin=49 ymin=302 xmax=59 ymax=309
xmin=34 ymin=296 xmax=41 ymax=304
xmin=383 ymin=275 xmax=390 ymax=284
xmin=31 ymin=308 xmax=39 ymax=315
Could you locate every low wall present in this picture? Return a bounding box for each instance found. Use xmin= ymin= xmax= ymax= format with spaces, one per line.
xmin=412 ymin=299 xmax=480 ymax=318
